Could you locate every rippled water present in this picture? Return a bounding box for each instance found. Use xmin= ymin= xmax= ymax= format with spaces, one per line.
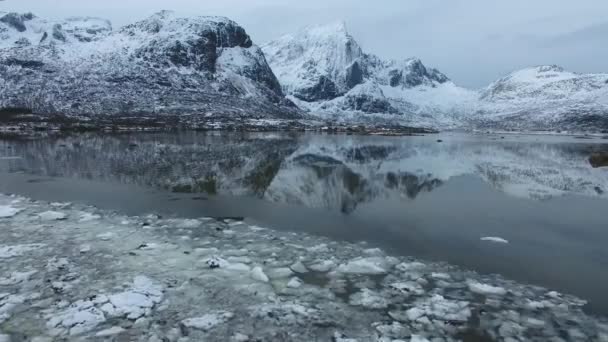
xmin=1 ymin=131 xmax=607 ymax=315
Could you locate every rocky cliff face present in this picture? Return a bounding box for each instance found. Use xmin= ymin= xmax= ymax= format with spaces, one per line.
xmin=0 ymin=11 xmax=301 ymax=119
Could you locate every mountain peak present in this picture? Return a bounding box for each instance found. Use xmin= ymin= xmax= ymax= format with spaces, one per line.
xmin=303 ymin=21 xmax=349 ymax=36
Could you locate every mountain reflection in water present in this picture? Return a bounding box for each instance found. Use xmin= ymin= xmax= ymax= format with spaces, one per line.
xmin=1 ymin=132 xmax=606 ymax=214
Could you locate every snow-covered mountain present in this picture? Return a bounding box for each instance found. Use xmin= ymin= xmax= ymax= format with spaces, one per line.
xmin=263 ymin=23 xmax=608 ymax=131
xmin=0 ymin=11 xmax=301 ymax=118
xmin=475 ymin=65 xmax=608 ymax=131
xmin=262 ymin=22 xmax=477 ymax=128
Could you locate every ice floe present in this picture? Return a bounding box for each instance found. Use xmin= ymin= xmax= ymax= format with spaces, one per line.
xmin=481 ymin=236 xmax=510 ymax=244
xmin=0 ymin=244 xmax=45 ymax=258
xmin=336 ymin=256 xmax=395 ymax=274
xmin=181 ymin=311 xmax=234 ymax=331
xmin=0 ymin=205 xmax=22 ymax=218
xmin=468 ymin=280 xmax=508 ymax=296
xmin=38 ymin=211 xmax=67 ymax=221
xmin=0 ymin=193 xmax=606 ymax=341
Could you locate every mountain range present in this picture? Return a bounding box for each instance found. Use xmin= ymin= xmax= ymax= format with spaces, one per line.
xmin=1 ymin=11 xmax=607 ymax=131
xmin=262 ymin=22 xmax=608 ymax=131
xmin=0 ymin=11 xmax=300 ymax=119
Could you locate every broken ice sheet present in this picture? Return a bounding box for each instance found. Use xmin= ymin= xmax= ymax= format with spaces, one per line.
xmin=0 ymin=193 xmax=605 ymax=341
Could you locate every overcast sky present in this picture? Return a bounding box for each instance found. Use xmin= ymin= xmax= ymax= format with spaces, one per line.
xmin=2 ymin=0 xmax=608 ymax=88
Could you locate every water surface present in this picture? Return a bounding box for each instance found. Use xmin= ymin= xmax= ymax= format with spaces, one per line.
xmin=1 ymin=131 xmax=607 ymax=315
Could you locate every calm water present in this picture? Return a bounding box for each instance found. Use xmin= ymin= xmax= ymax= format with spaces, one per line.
xmin=1 ymin=131 xmax=608 ymax=315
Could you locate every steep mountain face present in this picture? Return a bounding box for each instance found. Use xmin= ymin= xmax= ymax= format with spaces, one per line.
xmin=262 ymin=23 xmax=477 ymax=128
xmin=475 ymin=65 xmax=608 ymax=131
xmin=263 ymin=24 xmax=608 ymax=131
xmin=0 ymin=11 xmax=301 ymax=119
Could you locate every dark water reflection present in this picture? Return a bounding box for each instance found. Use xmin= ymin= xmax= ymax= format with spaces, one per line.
xmin=1 ymin=132 xmax=608 ymax=315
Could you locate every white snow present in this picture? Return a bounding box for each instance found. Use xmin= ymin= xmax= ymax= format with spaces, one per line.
xmin=46 ymin=300 xmax=107 ymax=336
xmin=263 ymin=23 xmax=608 ymax=130
xmin=100 ymin=276 xmax=163 ymax=320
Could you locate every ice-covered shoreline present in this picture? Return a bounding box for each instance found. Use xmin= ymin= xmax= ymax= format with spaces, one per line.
xmin=0 ymin=193 xmax=607 ymax=341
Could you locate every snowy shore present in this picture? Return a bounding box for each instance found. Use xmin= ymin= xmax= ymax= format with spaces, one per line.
xmin=0 ymin=193 xmax=607 ymax=341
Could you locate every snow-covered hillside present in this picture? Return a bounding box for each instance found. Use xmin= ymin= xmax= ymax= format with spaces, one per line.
xmin=262 ymin=23 xmax=477 ymax=128
xmin=263 ymin=24 xmax=608 ymax=131
xmin=474 ymin=65 xmax=608 ymax=131
xmin=0 ymin=11 xmax=301 ymax=118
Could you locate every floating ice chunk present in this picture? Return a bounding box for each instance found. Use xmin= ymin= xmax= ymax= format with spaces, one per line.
xmin=468 ymin=280 xmax=507 ymax=296
xmin=267 ymin=267 xmax=294 ymax=279
xmin=0 ymin=270 xmax=37 ymax=286
xmin=95 ymin=326 xmax=125 ymax=337
xmin=481 ymin=237 xmax=509 ymax=244
xmin=498 ymin=321 xmax=525 ymax=338
xmin=309 ymin=243 xmax=329 ymax=253
xmin=96 ymin=232 xmax=115 ymax=241
xmin=287 ymin=277 xmax=303 ymax=288
xmin=38 ymin=211 xmax=67 ymax=221
xmin=408 ymin=295 xmax=471 ymax=322
xmin=405 ymin=307 xmax=425 ymax=321
xmin=78 ymin=212 xmax=101 ymax=222
xmin=389 ymin=281 xmax=425 ymax=296
xmin=250 ymin=267 xmax=270 ymax=282
xmin=79 ymin=244 xmax=91 ymax=253
xmin=410 ymin=335 xmax=431 ymax=342
xmin=0 ymin=334 xmax=10 ymax=342
xmin=226 ymin=263 xmax=251 ymax=272
xmin=525 ymin=317 xmax=546 ymax=328
xmin=349 ymin=288 xmax=389 ymax=309
xmin=196 ymin=247 xmax=220 ymax=255
xmin=206 ymin=256 xmax=229 ymax=269
xmin=47 ymin=300 xmax=106 ymax=336
xmin=363 ymin=248 xmax=384 ymax=256
xmin=173 ymin=219 xmax=202 ymax=229
xmin=309 ymin=260 xmax=336 ymax=272
xmin=395 ymin=261 xmax=427 ymax=272
xmin=181 ymin=311 xmax=234 ymax=331
xmin=0 ymin=205 xmax=22 ymax=218
xmin=227 ymin=256 xmax=252 ymax=264
xmin=337 ymin=257 xmax=392 ymax=275
xmin=46 ymin=257 xmax=70 ymax=272
xmin=431 ymin=272 xmax=451 ymax=280
xmin=333 ymin=332 xmax=358 ymax=342
xmin=249 ymin=225 xmax=267 ymax=232
xmin=101 ymin=276 xmax=163 ymax=320
xmin=290 ymin=261 xmax=308 ymax=274
xmin=374 ymin=321 xmax=410 ymax=339
xmin=0 ymin=244 xmax=45 ymax=258
xmin=231 ymin=333 xmax=250 ymax=342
